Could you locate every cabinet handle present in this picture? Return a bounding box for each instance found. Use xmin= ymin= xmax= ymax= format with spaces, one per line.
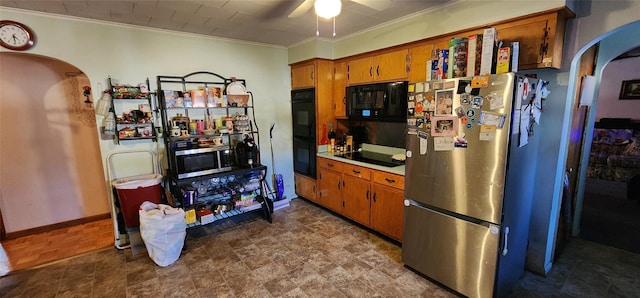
xmin=327 ymin=163 xmax=333 ymax=167
xmin=369 ymin=66 xmax=373 ymax=77
xmin=352 ymin=169 xmax=360 ymax=174
xmin=366 ymin=189 xmax=369 ymax=200
xmin=376 ymin=65 xmax=380 ymax=76
xmin=342 ymin=180 xmax=345 ymax=187
xmin=311 ymin=70 xmax=314 ymax=81
xmin=337 ymin=181 xmax=341 ymax=190
xmin=313 ymin=185 xmax=316 ymax=194
xmin=373 ymin=192 xmax=377 ymax=202
xmin=343 ymin=96 xmax=346 ymax=104
xmin=385 ymin=178 xmax=396 ymax=183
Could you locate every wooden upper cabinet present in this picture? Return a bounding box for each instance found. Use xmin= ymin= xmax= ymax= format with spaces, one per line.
xmin=346 ymin=49 xmax=408 ymax=85
xmin=291 ymin=64 xmax=315 ymax=89
xmin=495 ymin=11 xmax=568 ymax=69
xmin=374 ymin=49 xmax=409 ymax=82
xmin=333 ymin=61 xmax=347 ymax=118
xmin=346 ymin=56 xmax=374 ymax=85
xmin=408 ymin=43 xmax=434 ymax=82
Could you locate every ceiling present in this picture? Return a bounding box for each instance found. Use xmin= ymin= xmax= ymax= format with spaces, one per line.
xmin=0 ymin=0 xmax=451 ymax=47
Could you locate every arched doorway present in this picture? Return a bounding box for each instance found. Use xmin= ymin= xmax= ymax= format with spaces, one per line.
xmin=0 ymin=52 xmax=109 ymax=239
xmin=560 ymin=21 xmax=640 ymax=256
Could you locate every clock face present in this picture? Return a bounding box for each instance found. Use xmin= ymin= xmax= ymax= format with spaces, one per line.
xmin=0 ymin=20 xmax=36 ymax=51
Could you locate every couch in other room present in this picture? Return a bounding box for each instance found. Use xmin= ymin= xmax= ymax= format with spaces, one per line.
xmin=587 ymin=118 xmax=640 ymax=182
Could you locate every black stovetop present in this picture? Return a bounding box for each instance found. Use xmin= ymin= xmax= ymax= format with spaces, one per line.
xmin=335 ymin=151 xmax=403 ymax=167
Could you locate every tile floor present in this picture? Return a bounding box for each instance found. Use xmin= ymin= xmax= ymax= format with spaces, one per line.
xmin=1 ymin=198 xmax=639 ymax=297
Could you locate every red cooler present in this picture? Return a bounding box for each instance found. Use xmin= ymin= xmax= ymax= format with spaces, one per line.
xmin=113 ymin=174 xmax=163 ymax=228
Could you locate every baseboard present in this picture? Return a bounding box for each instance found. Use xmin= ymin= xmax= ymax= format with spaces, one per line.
xmin=4 ymin=213 xmax=111 ymax=240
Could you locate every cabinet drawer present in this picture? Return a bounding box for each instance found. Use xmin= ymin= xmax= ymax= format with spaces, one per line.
xmin=317 ymin=157 xmax=343 ymax=172
xmin=373 ymin=171 xmax=405 ymax=190
xmin=342 ymin=163 xmax=371 ymax=180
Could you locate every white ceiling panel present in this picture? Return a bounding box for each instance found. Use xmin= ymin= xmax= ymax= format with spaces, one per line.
xmin=0 ymin=0 xmax=451 ymax=46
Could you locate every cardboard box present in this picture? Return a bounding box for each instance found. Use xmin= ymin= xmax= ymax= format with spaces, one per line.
xmin=431 ymin=49 xmax=449 ymax=80
xmin=163 ymin=90 xmax=178 ymax=108
xmin=448 ymin=37 xmax=468 ymax=78
xmin=185 ymin=209 xmax=197 ymax=224
xmin=480 ymin=28 xmax=496 ymax=75
xmin=496 ymin=47 xmax=511 ymax=74
xmin=510 ymin=42 xmax=519 ymax=73
xmin=197 ymin=209 xmax=215 ymax=225
xmin=191 ymin=89 xmax=206 ymax=108
xmin=466 ymin=34 xmax=483 ymax=77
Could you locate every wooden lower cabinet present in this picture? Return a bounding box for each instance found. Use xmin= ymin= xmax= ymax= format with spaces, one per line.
xmin=318 ymin=168 xmax=342 ymax=213
xmin=341 ymin=175 xmax=371 ymax=226
xmin=317 ymin=157 xmax=405 ymax=241
xmin=294 ymin=173 xmax=317 ymax=202
xmin=371 ymin=183 xmax=404 ymax=242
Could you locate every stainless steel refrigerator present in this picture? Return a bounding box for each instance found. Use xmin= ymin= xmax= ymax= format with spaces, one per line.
xmin=402 ymin=73 xmax=543 ymax=298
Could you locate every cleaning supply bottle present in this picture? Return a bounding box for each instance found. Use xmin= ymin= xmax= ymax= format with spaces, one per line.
xmin=103 ymin=107 xmax=116 ymax=135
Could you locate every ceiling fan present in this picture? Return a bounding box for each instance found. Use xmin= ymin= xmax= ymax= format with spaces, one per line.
xmin=288 ymin=0 xmax=392 ymax=18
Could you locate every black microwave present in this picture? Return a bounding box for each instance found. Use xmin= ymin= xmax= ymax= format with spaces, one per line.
xmin=173 ymin=146 xmax=232 ymax=179
xmin=347 ymin=81 xmax=408 ymax=122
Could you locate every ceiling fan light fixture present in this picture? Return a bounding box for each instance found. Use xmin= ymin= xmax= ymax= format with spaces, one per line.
xmin=314 ymin=0 xmax=342 ymax=19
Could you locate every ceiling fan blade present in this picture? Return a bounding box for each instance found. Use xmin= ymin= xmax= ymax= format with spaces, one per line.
xmin=351 ymin=0 xmax=392 ymax=11
xmin=288 ymin=0 xmax=316 ymax=18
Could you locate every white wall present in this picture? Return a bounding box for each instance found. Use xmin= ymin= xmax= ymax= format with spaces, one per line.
xmin=0 ymin=9 xmax=296 ymax=222
xmin=595 ymin=57 xmax=640 ymax=120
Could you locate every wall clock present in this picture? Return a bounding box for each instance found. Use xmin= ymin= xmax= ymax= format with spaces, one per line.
xmin=0 ymin=20 xmax=36 ymax=51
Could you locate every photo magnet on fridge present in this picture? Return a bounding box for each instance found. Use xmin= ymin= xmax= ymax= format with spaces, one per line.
xmin=431 ymin=116 xmax=458 ymax=137
xmin=457 ymin=80 xmax=471 ymax=94
xmin=435 ymin=89 xmax=455 ymax=115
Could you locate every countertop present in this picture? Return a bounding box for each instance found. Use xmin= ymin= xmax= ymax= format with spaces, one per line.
xmin=317 ymin=144 xmax=405 ymax=176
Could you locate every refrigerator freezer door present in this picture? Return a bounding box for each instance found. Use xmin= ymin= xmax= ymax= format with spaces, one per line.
xmin=404 ymin=73 xmax=515 ymax=224
xmin=402 ymin=203 xmax=500 ymax=298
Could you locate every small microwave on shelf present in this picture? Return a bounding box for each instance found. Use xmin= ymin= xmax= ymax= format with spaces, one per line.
xmin=347 ymin=81 xmax=408 ymax=122
xmin=173 ymin=146 xmax=231 ymax=179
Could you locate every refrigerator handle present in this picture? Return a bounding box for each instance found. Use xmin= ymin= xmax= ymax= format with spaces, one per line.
xmin=502 ymin=227 xmax=510 ymax=256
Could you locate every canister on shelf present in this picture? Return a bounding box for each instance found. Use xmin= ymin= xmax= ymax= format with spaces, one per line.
xmin=196 ymin=120 xmax=205 ymax=134
xmin=189 ymin=121 xmax=198 ymax=135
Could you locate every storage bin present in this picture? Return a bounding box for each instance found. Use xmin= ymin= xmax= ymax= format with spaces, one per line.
xmin=113 ymin=174 xmax=163 ymax=228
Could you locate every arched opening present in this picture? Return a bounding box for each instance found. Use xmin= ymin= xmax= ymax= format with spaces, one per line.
xmin=560 ymin=21 xmax=640 ymax=257
xmin=0 ymin=52 xmax=110 ymax=240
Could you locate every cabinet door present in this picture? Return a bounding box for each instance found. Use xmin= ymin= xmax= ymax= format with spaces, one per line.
xmin=495 ymin=12 xmax=565 ymax=69
xmin=341 ymin=175 xmax=371 ymax=226
xmin=291 ymin=64 xmax=315 ymax=89
xmin=373 ymin=49 xmax=408 ymax=82
xmin=346 ymin=56 xmax=373 ymax=85
xmin=371 ymin=183 xmax=404 ymax=242
xmin=408 ymin=43 xmax=434 ymax=82
xmin=318 ymin=168 xmax=342 ymax=213
xmin=333 ymin=61 xmax=347 ymax=119
xmin=294 ymin=173 xmax=317 ymax=202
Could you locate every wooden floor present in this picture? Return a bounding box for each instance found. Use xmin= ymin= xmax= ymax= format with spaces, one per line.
xmin=1 ymin=218 xmax=114 ymax=272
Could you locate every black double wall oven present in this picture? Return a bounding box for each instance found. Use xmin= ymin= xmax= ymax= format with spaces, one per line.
xmin=291 ymin=88 xmax=316 ymax=178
